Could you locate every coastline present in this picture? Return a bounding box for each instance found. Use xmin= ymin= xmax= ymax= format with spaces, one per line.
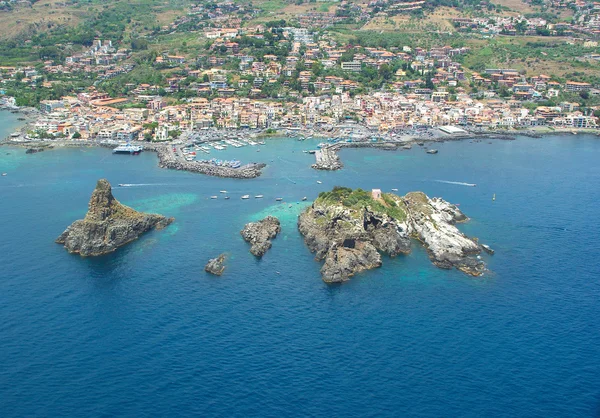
xmin=2 ymin=106 xmax=598 ymax=177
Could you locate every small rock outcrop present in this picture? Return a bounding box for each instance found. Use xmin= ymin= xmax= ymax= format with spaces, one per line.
xmin=205 ymin=254 xmax=227 ymax=275
xmin=240 ymin=216 xmax=281 ymax=257
xmin=312 ymin=147 xmax=343 ymax=171
xmin=56 ymin=179 xmax=174 ymax=256
xmin=298 ymin=187 xmax=490 ymax=282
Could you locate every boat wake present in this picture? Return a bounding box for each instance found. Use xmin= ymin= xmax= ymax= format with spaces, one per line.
xmin=117 ymin=183 xmax=171 ymax=187
xmin=434 ymin=180 xmax=477 ymax=187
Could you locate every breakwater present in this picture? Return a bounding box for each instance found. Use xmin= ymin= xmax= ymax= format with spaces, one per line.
xmin=2 ymin=140 xmax=266 ymax=179
xmin=145 ymin=144 xmax=266 ymax=179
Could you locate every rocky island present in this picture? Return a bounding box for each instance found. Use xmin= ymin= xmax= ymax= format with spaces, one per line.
xmin=298 ymin=187 xmax=490 ymax=283
xmin=205 ymin=254 xmax=227 ymax=276
xmin=240 ymin=216 xmax=281 ymax=257
xmin=56 ymin=179 xmax=174 ymax=256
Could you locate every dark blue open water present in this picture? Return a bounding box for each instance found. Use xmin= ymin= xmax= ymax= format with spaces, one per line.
xmin=1 ymin=111 xmax=600 ymax=417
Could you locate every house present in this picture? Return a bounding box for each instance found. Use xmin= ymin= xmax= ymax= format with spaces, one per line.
xmin=372 ymin=189 xmax=382 ymax=199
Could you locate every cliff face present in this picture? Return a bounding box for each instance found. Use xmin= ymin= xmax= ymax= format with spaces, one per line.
xmin=298 ymin=187 xmax=489 ymax=283
xmin=56 ymin=179 xmax=174 ymax=256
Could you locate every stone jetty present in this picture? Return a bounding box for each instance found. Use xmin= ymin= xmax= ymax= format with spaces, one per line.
xmin=146 ymin=144 xmax=266 ymax=179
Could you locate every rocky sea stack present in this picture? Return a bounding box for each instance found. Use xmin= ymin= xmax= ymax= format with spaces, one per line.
xmin=205 ymin=254 xmax=227 ymax=276
xmin=298 ymin=187 xmax=491 ymax=283
xmin=56 ymin=179 xmax=174 ymax=256
xmin=240 ymin=216 xmax=281 ymax=257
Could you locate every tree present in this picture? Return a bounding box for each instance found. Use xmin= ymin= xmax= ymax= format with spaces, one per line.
xmin=378 ymin=64 xmax=392 ymax=81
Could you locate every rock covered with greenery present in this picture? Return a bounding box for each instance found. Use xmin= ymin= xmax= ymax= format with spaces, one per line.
xmin=56 ymin=179 xmax=173 ymax=256
xmin=298 ymin=187 xmax=489 ymax=283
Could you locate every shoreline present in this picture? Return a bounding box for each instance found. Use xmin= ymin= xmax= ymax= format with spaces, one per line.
xmin=2 ymin=107 xmax=598 ymax=176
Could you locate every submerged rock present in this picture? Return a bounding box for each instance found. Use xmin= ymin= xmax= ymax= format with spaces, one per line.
xmin=298 ymin=187 xmax=488 ymax=282
xmin=56 ymin=179 xmax=174 ymax=256
xmin=205 ymin=254 xmax=227 ymax=276
xmin=240 ymin=216 xmax=281 ymax=257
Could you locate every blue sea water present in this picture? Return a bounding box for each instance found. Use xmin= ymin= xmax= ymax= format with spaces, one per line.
xmin=1 ymin=112 xmax=600 ymax=417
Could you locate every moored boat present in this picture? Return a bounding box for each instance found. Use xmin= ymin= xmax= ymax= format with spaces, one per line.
xmin=113 ymin=143 xmax=143 ymax=155
xmin=426 ymin=149 xmax=438 ymax=154
xmin=241 ymin=195 xmax=250 ymax=200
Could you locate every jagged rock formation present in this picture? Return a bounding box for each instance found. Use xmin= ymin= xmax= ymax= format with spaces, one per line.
xmin=205 ymin=254 xmax=227 ymax=276
xmin=321 ymin=242 xmax=382 ymax=283
xmin=298 ymin=187 xmax=491 ymax=283
xmin=312 ymin=147 xmax=343 ymax=171
xmin=56 ymin=179 xmax=174 ymax=256
xmin=240 ymin=216 xmax=281 ymax=257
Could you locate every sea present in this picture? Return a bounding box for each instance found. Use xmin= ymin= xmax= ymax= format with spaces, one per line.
xmin=1 ymin=110 xmax=600 ymax=417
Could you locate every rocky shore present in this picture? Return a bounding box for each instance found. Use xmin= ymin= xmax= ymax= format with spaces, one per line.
xmin=298 ymin=187 xmax=491 ymax=283
xmin=240 ymin=216 xmax=281 ymax=257
xmin=56 ymin=179 xmax=174 ymax=256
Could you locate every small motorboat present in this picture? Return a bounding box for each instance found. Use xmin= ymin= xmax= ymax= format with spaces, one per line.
xmin=220 ymin=190 xmax=228 ymax=193
xmin=317 ymin=180 xmax=322 ymax=184
xmin=391 ymin=188 xmax=398 ymax=192
xmin=224 ymin=196 xmax=230 ymax=200
xmin=241 ymin=195 xmax=250 ymax=200
xmin=426 ymin=149 xmax=438 ymax=154
xmin=255 ymin=195 xmax=264 ymax=199
xmin=275 ymin=197 xmax=283 ymax=201
xmin=1 ymin=173 xmax=7 ymax=176
xmin=302 ymin=197 xmax=307 ymax=201
xmin=210 ymin=196 xmax=218 ymax=199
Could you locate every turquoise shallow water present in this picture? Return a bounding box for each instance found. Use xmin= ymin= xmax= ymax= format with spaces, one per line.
xmin=1 ymin=112 xmax=600 ymax=417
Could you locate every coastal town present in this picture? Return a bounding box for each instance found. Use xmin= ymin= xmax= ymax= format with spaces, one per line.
xmin=1 ymin=0 xmax=599 ymax=174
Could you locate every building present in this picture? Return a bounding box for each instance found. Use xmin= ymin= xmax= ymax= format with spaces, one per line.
xmin=39 ymin=100 xmax=64 ymax=113
xmin=566 ymin=81 xmax=592 ymax=92
xmin=341 ymin=61 xmax=362 ymax=73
